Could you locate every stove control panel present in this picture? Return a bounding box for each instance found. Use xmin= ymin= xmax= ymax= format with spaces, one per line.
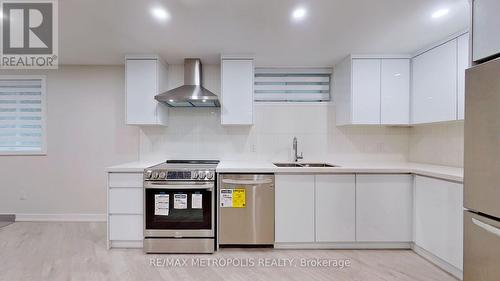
xmin=144 ymin=169 xmax=215 ymax=181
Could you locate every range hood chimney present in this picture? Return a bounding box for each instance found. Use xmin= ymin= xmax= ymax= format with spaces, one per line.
xmin=155 ymin=58 xmax=220 ymax=107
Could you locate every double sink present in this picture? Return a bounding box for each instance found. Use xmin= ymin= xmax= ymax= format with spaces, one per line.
xmin=274 ymin=163 xmax=338 ymax=168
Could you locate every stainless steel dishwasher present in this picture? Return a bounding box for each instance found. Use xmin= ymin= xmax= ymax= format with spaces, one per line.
xmin=218 ymin=174 xmax=275 ymax=245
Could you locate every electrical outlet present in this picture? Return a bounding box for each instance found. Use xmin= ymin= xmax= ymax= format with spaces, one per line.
xmin=19 ymin=190 xmax=26 ymax=201
xmin=251 ymin=144 xmax=257 ymax=153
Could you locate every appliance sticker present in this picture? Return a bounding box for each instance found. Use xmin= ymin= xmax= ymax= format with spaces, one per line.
xmin=232 ymin=188 xmax=246 ymax=208
xmin=174 ymin=194 xmax=187 ymax=209
xmin=192 ymin=194 xmax=203 ymax=209
xmin=154 ymin=194 xmax=169 ymax=216
xmin=220 ymin=188 xmax=246 ymax=208
xmin=220 ymin=189 xmax=233 ymax=208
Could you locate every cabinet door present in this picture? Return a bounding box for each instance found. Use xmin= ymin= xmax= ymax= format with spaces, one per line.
xmin=352 ymin=59 xmax=381 ymax=124
xmin=381 ymin=59 xmax=410 ymax=125
xmin=221 ymin=59 xmax=254 ymax=125
xmin=126 ymin=59 xmax=167 ymax=125
xmin=415 ymin=176 xmax=463 ymax=270
xmin=412 ymin=40 xmax=458 ymax=124
xmin=472 ymin=0 xmax=500 ymax=62
xmin=356 ymin=175 xmax=413 ymax=242
xmin=457 ymin=33 xmax=470 ymax=120
xmin=275 ymin=175 xmax=315 ymax=243
xmin=315 ymin=175 xmax=355 ymax=242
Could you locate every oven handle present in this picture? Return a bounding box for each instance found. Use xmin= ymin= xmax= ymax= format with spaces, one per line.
xmin=144 ymin=182 xmax=214 ymax=190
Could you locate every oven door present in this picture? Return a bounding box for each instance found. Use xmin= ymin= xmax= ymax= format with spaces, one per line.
xmin=144 ymin=181 xmax=214 ymax=238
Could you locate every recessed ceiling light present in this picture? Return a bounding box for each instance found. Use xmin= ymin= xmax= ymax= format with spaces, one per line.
xmin=292 ymin=7 xmax=307 ymax=21
xmin=432 ymin=8 xmax=449 ymax=19
xmin=151 ymin=7 xmax=170 ymax=21
xmin=169 ymin=99 xmax=174 ymax=103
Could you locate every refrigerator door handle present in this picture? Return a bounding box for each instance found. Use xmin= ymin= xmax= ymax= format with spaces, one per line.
xmin=472 ymin=217 xmax=500 ymax=237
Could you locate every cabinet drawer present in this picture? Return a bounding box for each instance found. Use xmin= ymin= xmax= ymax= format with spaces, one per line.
xmin=109 ymin=214 xmax=143 ymax=241
xmin=109 ymin=188 xmax=143 ymax=214
xmin=109 ymin=173 xmax=143 ymax=188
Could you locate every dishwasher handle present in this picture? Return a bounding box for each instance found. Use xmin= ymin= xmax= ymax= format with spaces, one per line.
xmin=221 ymin=179 xmax=274 ymax=185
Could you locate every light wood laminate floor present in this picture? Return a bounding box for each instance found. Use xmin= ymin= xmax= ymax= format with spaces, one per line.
xmin=0 ymin=222 xmax=458 ymax=281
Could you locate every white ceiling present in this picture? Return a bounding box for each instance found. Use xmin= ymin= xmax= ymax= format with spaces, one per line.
xmin=59 ymin=0 xmax=469 ymax=66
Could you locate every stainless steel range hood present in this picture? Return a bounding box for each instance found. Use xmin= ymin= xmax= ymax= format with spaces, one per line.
xmin=155 ymin=58 xmax=220 ymax=107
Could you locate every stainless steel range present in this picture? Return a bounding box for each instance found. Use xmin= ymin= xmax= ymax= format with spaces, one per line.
xmin=143 ymin=160 xmax=219 ymax=254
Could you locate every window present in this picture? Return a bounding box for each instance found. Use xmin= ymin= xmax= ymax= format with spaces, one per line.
xmin=254 ymin=68 xmax=331 ymax=102
xmin=0 ymin=76 xmax=46 ymax=155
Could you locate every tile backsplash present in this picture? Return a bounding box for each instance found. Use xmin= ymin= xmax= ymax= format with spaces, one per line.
xmin=139 ymin=64 xmax=461 ymax=165
xmin=408 ymin=121 xmax=464 ymax=167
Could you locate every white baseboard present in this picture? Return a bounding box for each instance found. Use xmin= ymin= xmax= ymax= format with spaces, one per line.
xmin=110 ymin=240 xmax=143 ymax=249
xmin=411 ymin=243 xmax=463 ymax=280
xmin=274 ymin=242 xmax=411 ymax=249
xmin=15 ymin=213 xmax=107 ymax=222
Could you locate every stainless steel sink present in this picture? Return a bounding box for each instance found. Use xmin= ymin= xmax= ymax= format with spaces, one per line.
xmin=273 ymin=163 xmax=338 ymax=168
xmin=273 ymin=163 xmax=303 ymax=167
xmin=300 ymin=163 xmax=337 ymax=167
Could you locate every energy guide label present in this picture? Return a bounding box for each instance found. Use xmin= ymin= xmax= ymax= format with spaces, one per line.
xmin=220 ymin=188 xmax=246 ymax=208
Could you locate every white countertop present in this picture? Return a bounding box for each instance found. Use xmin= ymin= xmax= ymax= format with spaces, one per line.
xmin=106 ymin=160 xmax=463 ymax=182
xmin=216 ymin=161 xmax=463 ymax=182
xmin=105 ymin=160 xmax=159 ymax=173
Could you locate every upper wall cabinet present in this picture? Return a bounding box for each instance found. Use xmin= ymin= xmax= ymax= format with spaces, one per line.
xmin=411 ymin=33 xmax=469 ymax=124
xmin=334 ymin=56 xmax=410 ymax=126
xmin=471 ymin=0 xmax=500 ymax=63
xmin=125 ymin=56 xmax=168 ymax=126
xmin=221 ymin=55 xmax=254 ymax=125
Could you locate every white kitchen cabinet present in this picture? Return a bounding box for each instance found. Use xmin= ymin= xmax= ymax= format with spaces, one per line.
xmin=107 ymin=172 xmax=144 ymax=248
xmin=109 ymin=214 xmax=143 ymax=241
xmin=315 ymin=175 xmax=355 ymax=242
xmin=109 ymin=188 xmax=143 ymax=214
xmin=381 ymin=59 xmax=410 ymax=124
xmin=356 ymin=174 xmax=413 ymax=242
xmin=125 ymin=56 xmax=168 ymax=126
xmin=275 ymin=174 xmax=315 ymax=243
xmin=472 ymin=0 xmax=500 ymax=62
xmin=414 ymin=175 xmax=463 ymax=270
xmin=221 ymin=56 xmax=254 ymax=125
xmin=412 ymin=40 xmax=458 ymax=124
xmin=334 ymin=56 xmax=410 ymax=126
xmin=457 ymin=33 xmax=470 ymax=120
xmin=352 ymin=59 xmax=381 ymax=124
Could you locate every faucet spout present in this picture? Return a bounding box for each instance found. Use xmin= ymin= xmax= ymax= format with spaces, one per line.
xmin=293 ymin=137 xmax=303 ymax=162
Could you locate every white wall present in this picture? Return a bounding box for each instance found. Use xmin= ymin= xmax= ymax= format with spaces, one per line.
xmin=0 ymin=66 xmax=139 ymax=215
xmin=409 ymin=121 xmax=464 ymax=167
xmin=139 ymin=65 xmax=410 ymax=163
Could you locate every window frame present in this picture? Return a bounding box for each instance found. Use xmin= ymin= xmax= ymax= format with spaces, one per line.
xmin=254 ymin=67 xmax=332 ymax=103
xmin=0 ymin=75 xmax=47 ymax=156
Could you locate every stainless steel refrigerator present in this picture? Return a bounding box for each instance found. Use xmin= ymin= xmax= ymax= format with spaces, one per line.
xmin=464 ymin=57 xmax=500 ymax=281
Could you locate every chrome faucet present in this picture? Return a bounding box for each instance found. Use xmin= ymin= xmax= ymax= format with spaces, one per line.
xmin=293 ymin=137 xmax=303 ymax=162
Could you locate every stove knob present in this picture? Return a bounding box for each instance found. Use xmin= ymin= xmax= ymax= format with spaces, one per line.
xmin=198 ymin=171 xmax=206 ymax=179
xmin=152 ymin=171 xmax=159 ymax=179
xmin=193 ymin=171 xmax=199 ymax=179
xmin=144 ymin=170 xmax=152 ymax=179
xmin=207 ymin=171 xmax=214 ymax=179
xmin=159 ymin=171 xmax=166 ymax=179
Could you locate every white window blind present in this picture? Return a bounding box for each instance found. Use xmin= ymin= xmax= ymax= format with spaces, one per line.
xmin=254 ymin=68 xmax=331 ymax=102
xmin=0 ymin=76 xmax=46 ymax=154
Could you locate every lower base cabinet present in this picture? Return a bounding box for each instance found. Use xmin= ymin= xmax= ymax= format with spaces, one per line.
xmin=275 ymin=175 xmax=315 ymax=243
xmin=356 ymin=174 xmax=413 ymax=242
xmin=107 ymin=172 xmax=144 ymax=249
xmin=315 ymin=175 xmax=356 ymax=242
xmin=415 ymin=175 xmax=463 ymax=270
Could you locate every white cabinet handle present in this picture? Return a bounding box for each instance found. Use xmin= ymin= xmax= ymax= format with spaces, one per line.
xmin=472 ymin=218 xmax=500 ymax=238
